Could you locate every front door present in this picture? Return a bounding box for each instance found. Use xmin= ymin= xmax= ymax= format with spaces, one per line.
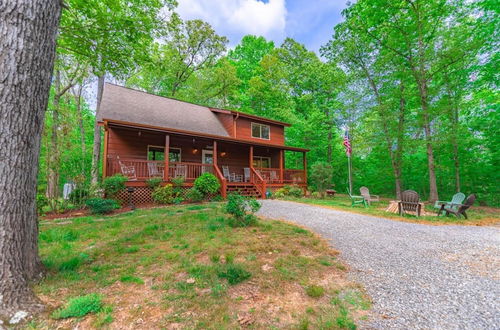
xmin=202 ymin=150 xmax=213 ymax=173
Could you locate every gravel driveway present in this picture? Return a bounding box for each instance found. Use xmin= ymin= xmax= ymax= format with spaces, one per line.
xmin=257 ymin=200 xmax=500 ymax=329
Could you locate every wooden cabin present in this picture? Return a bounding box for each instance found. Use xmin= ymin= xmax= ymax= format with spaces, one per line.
xmin=98 ymin=83 xmax=308 ymax=199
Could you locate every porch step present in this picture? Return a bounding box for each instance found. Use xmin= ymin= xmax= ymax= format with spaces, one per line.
xmin=226 ymin=184 xmax=262 ymax=198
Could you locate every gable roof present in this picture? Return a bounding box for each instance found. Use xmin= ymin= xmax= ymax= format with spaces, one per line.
xmin=97 ymin=83 xmax=230 ymax=137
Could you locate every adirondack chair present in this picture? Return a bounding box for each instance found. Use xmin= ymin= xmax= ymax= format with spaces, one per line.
xmin=222 ymin=165 xmax=232 ymax=181
xmin=174 ymin=164 xmax=187 ymax=178
xmin=398 ymin=190 xmax=421 ymax=217
xmin=269 ymin=170 xmax=279 ymax=183
xmin=244 ymin=167 xmax=250 ymax=182
xmin=119 ymin=161 xmax=137 ymax=181
xmin=347 ymin=188 xmax=367 ymax=207
xmin=441 ymin=194 xmax=476 ymax=219
xmin=434 ymin=192 xmax=465 ymax=215
xmin=359 ymin=186 xmax=380 ymax=205
xmin=147 ymin=162 xmax=163 ymax=178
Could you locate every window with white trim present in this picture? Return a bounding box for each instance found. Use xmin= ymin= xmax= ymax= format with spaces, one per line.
xmin=251 ymin=122 xmax=270 ymax=140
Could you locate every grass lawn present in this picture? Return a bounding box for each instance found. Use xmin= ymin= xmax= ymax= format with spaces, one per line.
xmin=29 ymin=203 xmax=369 ymax=329
xmin=284 ymin=195 xmax=500 ymax=226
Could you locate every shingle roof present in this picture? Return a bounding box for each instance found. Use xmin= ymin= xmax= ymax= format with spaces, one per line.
xmin=97 ymin=83 xmax=230 ymax=137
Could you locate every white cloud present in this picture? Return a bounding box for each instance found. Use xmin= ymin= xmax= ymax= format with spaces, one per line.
xmin=176 ymin=0 xmax=287 ymax=44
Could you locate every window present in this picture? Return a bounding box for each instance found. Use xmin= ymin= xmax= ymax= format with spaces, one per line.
xmin=251 ymin=122 xmax=270 ymax=140
xmin=253 ymin=156 xmax=271 ymax=168
xmin=147 ymin=146 xmax=181 ymax=162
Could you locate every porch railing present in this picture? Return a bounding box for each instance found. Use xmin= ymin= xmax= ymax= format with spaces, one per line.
xmin=283 ymin=169 xmax=306 ymax=184
xmin=250 ymin=167 xmax=266 ymax=198
xmin=106 ymin=158 xmax=213 ymax=182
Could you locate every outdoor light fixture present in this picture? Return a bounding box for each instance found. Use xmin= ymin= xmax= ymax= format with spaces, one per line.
xmin=220 ymin=151 xmax=227 ymax=157
xmin=127 ymin=186 xmax=135 ymax=210
xmin=193 ymin=148 xmax=199 ymax=154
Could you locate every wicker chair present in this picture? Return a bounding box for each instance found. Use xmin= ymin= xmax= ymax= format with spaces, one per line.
xmin=398 ymin=190 xmax=421 ymax=217
xmin=441 ymin=194 xmax=476 ymax=219
xmin=360 ymin=186 xmax=380 ymax=205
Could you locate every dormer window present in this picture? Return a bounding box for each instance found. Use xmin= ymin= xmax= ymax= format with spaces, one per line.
xmin=251 ymin=122 xmax=270 ymax=140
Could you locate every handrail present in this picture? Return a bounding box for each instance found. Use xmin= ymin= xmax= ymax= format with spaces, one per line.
xmin=250 ymin=167 xmax=266 ymax=199
xmin=213 ymin=165 xmax=227 ymax=198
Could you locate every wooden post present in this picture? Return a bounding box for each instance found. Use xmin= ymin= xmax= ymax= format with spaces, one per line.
xmin=102 ymin=122 xmax=109 ymax=180
xmin=279 ymin=150 xmax=284 ymax=184
xmin=164 ymin=134 xmax=170 ymax=182
xmin=249 ymin=146 xmax=253 ymax=168
xmin=213 ymin=140 xmax=218 ymax=166
xmin=302 ymin=151 xmax=307 ymax=185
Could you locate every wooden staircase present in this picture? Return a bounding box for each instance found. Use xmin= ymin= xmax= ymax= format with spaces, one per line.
xmin=226 ymin=183 xmax=262 ymax=198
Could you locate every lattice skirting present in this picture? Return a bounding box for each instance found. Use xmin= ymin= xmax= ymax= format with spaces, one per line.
xmin=113 ymin=186 xmax=219 ymax=205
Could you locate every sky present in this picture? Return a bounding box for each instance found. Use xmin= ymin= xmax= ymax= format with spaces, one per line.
xmin=176 ymin=0 xmax=349 ymax=54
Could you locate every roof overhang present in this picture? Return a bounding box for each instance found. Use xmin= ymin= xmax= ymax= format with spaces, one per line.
xmin=209 ymin=108 xmax=292 ymax=127
xmin=101 ymin=119 xmax=309 ymax=152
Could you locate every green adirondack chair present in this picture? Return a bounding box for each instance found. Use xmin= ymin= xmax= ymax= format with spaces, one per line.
xmin=347 ymin=188 xmax=367 ymax=207
xmin=434 ymin=192 xmax=466 ymax=216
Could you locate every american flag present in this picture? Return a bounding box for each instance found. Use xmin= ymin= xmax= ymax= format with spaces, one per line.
xmin=343 ymin=130 xmax=351 ymax=157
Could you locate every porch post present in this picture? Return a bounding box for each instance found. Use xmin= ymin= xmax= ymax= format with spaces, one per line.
xmin=249 ymin=146 xmax=253 ymax=168
xmin=302 ymin=151 xmax=307 ymax=185
xmin=102 ymin=122 xmax=109 ymax=180
xmin=279 ymin=150 xmax=284 ymax=184
xmin=164 ymin=134 xmax=170 ymax=182
xmin=213 ymin=140 xmax=218 ymax=166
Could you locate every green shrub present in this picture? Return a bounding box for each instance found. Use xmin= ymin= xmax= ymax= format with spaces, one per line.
xmin=288 ymin=185 xmax=303 ymax=197
xmin=311 ymin=191 xmax=322 ymax=199
xmin=146 ymin=177 xmax=162 ymax=189
xmin=305 ymin=285 xmax=325 ymax=298
xmin=103 ymin=174 xmax=127 ymax=198
xmin=52 ymin=293 xmax=103 ymax=319
xmin=194 ymin=173 xmax=220 ymax=196
xmin=85 ymin=198 xmax=120 ymax=214
xmin=173 ymin=196 xmax=184 ymax=204
xmin=68 ymin=187 xmax=89 ymax=205
xmin=217 ymin=263 xmax=251 ymax=285
xmin=36 ymin=194 xmax=48 ymax=214
xmin=225 ymin=193 xmax=261 ymax=227
xmin=186 ymin=187 xmax=204 ymax=202
xmin=152 ymin=184 xmax=174 ymax=204
xmin=273 ymin=189 xmax=285 ymax=199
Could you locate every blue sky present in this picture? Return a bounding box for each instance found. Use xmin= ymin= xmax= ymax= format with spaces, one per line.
xmin=176 ymin=0 xmax=348 ymax=54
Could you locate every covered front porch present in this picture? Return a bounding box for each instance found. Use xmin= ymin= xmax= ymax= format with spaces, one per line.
xmin=103 ymin=124 xmax=307 ymax=197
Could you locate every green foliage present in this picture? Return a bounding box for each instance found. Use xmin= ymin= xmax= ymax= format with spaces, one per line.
xmin=68 ymin=187 xmax=89 ymax=205
xmin=225 ymin=193 xmax=261 ymax=227
xmin=216 ymin=263 xmax=251 ymax=285
xmin=85 ymin=198 xmax=119 ymax=214
xmin=305 ymin=285 xmax=325 ymax=298
xmin=152 ymin=184 xmax=174 ymax=204
xmin=146 ymin=177 xmax=162 ymax=189
xmin=310 ymin=162 xmax=333 ymax=196
xmin=194 ymin=173 xmax=220 ymax=196
xmin=186 ymin=187 xmax=204 ymax=202
xmin=52 ymin=293 xmax=103 ymax=319
xmin=275 ymin=185 xmax=303 ymax=199
xmin=36 ymin=194 xmax=48 ymax=214
xmin=103 ymin=174 xmax=127 ymax=198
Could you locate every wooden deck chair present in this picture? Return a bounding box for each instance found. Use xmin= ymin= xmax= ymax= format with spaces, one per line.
xmin=434 ymin=192 xmax=465 ymax=215
xmin=147 ymin=162 xmax=163 ymax=178
xmin=398 ymin=190 xmax=421 ymax=217
xmin=348 ymin=188 xmax=367 ymax=207
xmin=270 ymin=170 xmax=278 ymax=183
xmin=222 ymin=165 xmax=232 ymax=181
xmin=119 ymin=161 xmax=137 ymax=181
xmin=244 ymin=167 xmax=250 ymax=182
xmin=360 ymin=186 xmax=380 ymax=205
xmin=441 ymin=194 xmax=475 ymax=219
xmin=174 ymin=164 xmax=187 ymax=178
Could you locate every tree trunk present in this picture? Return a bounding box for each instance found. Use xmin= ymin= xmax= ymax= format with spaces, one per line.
xmin=444 ymin=72 xmax=461 ymax=193
xmin=74 ymin=84 xmax=87 ymax=174
xmin=0 ymin=0 xmax=61 ymax=323
xmin=91 ymin=74 xmax=104 ymax=185
xmin=46 ymin=68 xmax=61 ymax=198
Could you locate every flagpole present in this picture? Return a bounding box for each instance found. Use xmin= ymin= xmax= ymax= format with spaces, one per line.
xmin=347 ymin=153 xmax=352 ymax=195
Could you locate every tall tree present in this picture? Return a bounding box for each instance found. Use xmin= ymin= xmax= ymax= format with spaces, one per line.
xmin=128 ymin=15 xmax=228 ymax=97
xmin=0 ymin=0 xmax=61 ymax=322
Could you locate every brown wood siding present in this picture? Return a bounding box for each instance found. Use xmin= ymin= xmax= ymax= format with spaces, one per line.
xmin=235 ymin=117 xmax=284 ymax=145
xmin=215 ymin=112 xmax=235 ymax=137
